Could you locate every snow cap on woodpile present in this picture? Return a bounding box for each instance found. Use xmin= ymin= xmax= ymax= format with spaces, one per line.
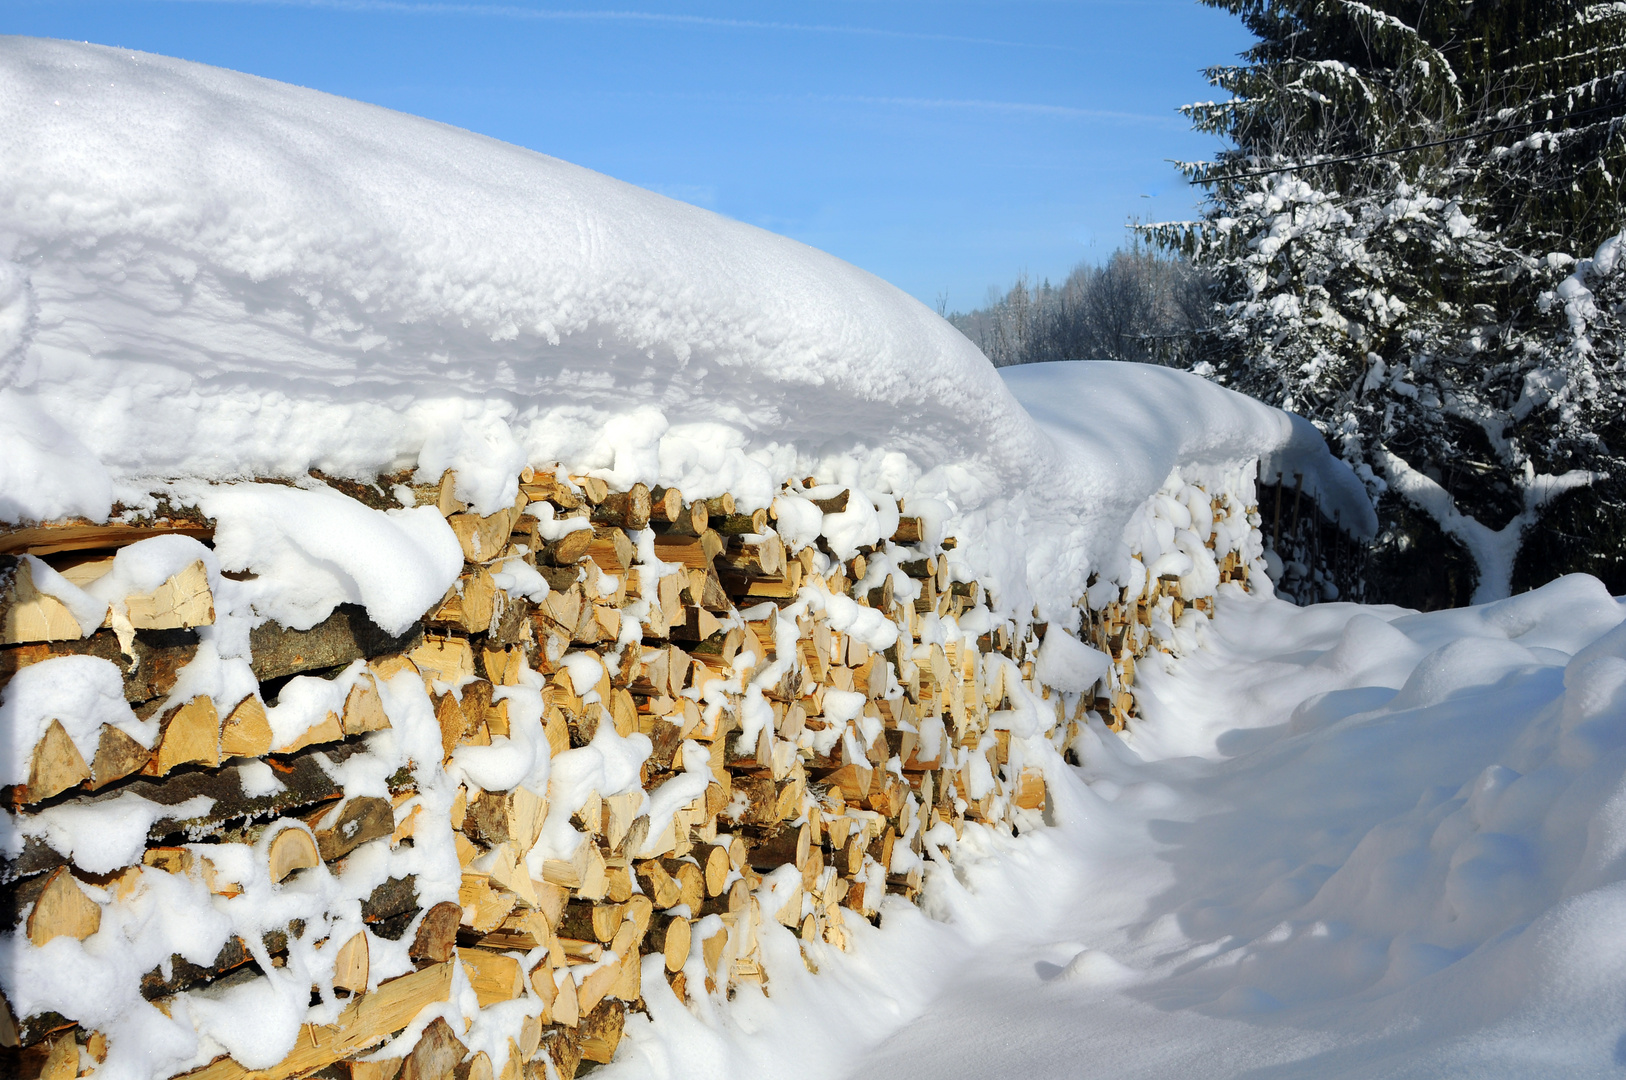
xmin=0 ymin=37 xmax=1367 ymax=620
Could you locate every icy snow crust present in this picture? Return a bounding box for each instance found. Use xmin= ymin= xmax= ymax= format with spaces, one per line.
xmin=0 ymin=38 xmax=1358 ymax=621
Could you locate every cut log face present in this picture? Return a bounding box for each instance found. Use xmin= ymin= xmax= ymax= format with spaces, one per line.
xmin=26 ymin=866 xmax=102 ymax=946
xmin=309 ymin=797 xmax=396 ymax=861
xmin=400 ymin=1016 xmax=468 ymax=1080
xmin=577 ymin=1000 xmax=625 ymax=1065
xmin=125 ymin=560 xmax=215 ymax=630
xmin=409 ymin=636 xmax=475 ymax=686
xmin=342 ymin=677 xmax=391 ymax=736
xmin=333 ymin=931 xmax=371 ymax=993
xmin=1 ymin=558 xmax=92 ymax=644
xmin=279 ymin=709 xmax=344 ymax=756
xmin=25 ymin=718 xmax=92 ymax=802
xmin=410 ymin=901 xmax=462 ymax=964
xmin=551 ymin=971 xmax=580 ymax=1028
xmin=268 ymin=826 xmax=321 ymax=884
xmin=449 ymin=511 xmax=513 ymax=564
xmin=459 ymin=947 xmax=525 ymax=1008
xmin=152 ymin=696 xmax=221 ymax=774
xmin=648 ymin=914 xmax=691 ymax=973
xmin=218 ymin=696 xmax=273 ymax=759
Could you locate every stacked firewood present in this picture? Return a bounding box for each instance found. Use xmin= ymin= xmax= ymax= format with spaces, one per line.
xmin=1080 ymin=485 xmax=1258 ymax=731
xmin=0 ymin=466 xmax=1255 ymax=1080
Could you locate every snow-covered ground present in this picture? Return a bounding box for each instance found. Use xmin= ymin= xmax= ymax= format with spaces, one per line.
xmin=604 ymin=576 xmax=1626 ymax=1079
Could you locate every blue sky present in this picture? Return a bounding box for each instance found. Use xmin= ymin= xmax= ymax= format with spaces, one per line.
xmin=1 ymin=1 xmax=1254 ymax=311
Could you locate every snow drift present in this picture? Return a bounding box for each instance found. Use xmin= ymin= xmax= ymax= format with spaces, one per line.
xmin=0 ymin=36 xmax=1362 ymax=621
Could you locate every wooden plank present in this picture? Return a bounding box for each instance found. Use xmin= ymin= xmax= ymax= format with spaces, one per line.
xmin=0 ymin=521 xmax=214 ymax=558
xmin=177 ymin=962 xmax=455 ymax=1080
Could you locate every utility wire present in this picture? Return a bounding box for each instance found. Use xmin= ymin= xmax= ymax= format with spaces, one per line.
xmin=1187 ymin=100 xmax=1623 ymax=183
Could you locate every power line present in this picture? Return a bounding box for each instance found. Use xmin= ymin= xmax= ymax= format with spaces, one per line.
xmin=1188 ymin=101 xmax=1623 ymax=183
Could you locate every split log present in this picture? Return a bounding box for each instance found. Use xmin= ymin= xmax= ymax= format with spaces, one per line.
xmin=268 ymin=827 xmax=321 ymax=883
xmin=333 ymin=932 xmax=370 ymax=994
xmin=400 ymin=1016 xmax=468 ymax=1080
xmin=809 ymin=490 xmax=848 ymax=514
xmin=24 ymin=867 xmax=100 ymax=947
xmin=0 ymin=519 xmax=214 ymax=559
xmin=586 ymin=528 xmax=635 ymax=575
xmin=590 ymin=484 xmax=651 ymax=530
xmin=123 ymin=560 xmax=214 ymax=631
xmin=538 ymin=527 xmax=594 ymax=569
xmin=19 ymin=719 xmax=90 ymax=804
xmin=410 ymin=902 xmax=463 ymax=965
xmin=662 ymin=859 xmax=705 ymax=914
xmin=428 ymin=569 xmax=498 ymax=635
xmin=520 ymin=476 xmax=582 ymax=510
xmin=1 ymin=558 xmax=91 ymax=643
xmin=651 ymin=531 xmax=723 ymax=570
xmin=218 ymin=696 xmax=272 ymax=759
xmin=458 ymin=948 xmax=525 ymax=1008
xmin=577 ymin=1000 xmax=625 ymax=1065
xmin=6 ymin=739 xmax=377 ymax=883
xmin=143 ymin=847 xmax=245 ymax=898
xmin=645 ymin=913 xmax=690 ymax=973
xmin=149 ymin=696 xmax=220 ymax=775
xmin=412 ymin=635 xmax=475 ymax=689
xmin=342 ymin=677 xmax=391 ymax=736
xmin=306 ymin=796 xmax=395 ymax=861
xmin=448 ymin=511 xmax=513 ymax=564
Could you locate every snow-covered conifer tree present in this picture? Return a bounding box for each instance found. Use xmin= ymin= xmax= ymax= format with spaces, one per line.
xmin=1148 ymin=0 xmax=1626 ymax=606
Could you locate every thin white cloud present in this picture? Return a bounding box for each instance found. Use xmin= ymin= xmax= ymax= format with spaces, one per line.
xmin=817 ymin=94 xmax=1177 ymax=124
xmin=156 ymin=0 xmax=1089 ymax=53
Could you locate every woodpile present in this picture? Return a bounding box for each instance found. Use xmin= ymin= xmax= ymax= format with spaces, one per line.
xmin=0 ymin=465 xmax=1258 ymax=1080
xmin=1080 ymin=484 xmax=1259 ymax=731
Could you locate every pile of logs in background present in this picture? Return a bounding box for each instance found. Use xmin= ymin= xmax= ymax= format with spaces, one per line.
xmin=1 ymin=466 xmax=1257 ymax=1080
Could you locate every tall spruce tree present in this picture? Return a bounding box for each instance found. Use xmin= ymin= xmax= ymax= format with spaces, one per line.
xmin=1148 ymin=0 xmax=1626 ymax=606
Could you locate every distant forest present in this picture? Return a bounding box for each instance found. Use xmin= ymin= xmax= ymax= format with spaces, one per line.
xmin=945 ymin=247 xmax=1210 ymax=368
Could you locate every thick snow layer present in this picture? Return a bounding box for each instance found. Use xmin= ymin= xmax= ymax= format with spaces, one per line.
xmin=599 ymin=577 xmax=1626 ymax=1080
xmin=1001 ymin=362 xmax=1377 ymax=542
xmin=0 ymin=38 xmax=1362 ymax=621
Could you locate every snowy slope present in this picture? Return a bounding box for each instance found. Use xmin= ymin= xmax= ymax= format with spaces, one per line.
xmin=601 ymin=577 xmax=1626 ymax=1080
xmin=0 ymin=37 xmax=1358 ymax=621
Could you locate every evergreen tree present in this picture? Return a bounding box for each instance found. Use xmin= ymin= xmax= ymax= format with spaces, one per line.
xmin=1149 ymin=0 xmax=1626 ymax=606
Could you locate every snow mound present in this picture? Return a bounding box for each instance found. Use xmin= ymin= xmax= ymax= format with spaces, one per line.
xmin=0 ymin=37 xmax=1362 ymax=619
